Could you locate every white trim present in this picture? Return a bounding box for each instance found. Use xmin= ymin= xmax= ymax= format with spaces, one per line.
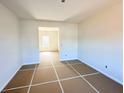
xmin=23 ymin=61 xmax=40 ymax=65
xmin=60 ymin=58 xmax=78 ymax=61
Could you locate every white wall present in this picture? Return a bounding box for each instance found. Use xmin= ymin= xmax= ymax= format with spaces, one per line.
xmin=0 ymin=3 xmax=21 ymax=91
xmin=20 ymin=20 xmax=78 ymax=65
xmin=78 ymin=2 xmax=123 ymax=84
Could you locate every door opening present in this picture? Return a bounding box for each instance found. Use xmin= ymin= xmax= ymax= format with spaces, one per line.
xmin=38 ymin=27 xmax=60 ymax=52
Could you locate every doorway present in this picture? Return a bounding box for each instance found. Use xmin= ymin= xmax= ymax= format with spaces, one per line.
xmin=38 ymin=27 xmax=60 ymax=52
xmin=38 ymin=27 xmax=60 ymax=64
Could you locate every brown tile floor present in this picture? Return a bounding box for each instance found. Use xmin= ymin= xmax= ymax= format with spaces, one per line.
xmin=4 ymin=70 xmax=34 ymax=89
xmin=72 ymin=63 xmax=97 ymax=75
xmin=84 ymin=74 xmax=123 ymax=93
xmin=2 ymin=87 xmax=28 ymax=93
xmin=55 ymin=65 xmax=78 ymax=79
xmin=20 ymin=64 xmax=36 ymax=70
xmin=30 ymin=82 xmax=62 ymax=93
xmin=61 ymin=78 xmax=96 ymax=93
xmin=1 ymin=52 xmax=123 ymax=93
xmin=32 ymin=67 xmax=57 ymax=84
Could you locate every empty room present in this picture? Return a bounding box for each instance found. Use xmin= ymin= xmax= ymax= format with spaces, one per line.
xmin=0 ymin=0 xmax=123 ymax=93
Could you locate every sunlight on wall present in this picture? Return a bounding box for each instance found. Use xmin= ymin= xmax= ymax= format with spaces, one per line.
xmin=42 ymin=36 xmax=50 ymax=48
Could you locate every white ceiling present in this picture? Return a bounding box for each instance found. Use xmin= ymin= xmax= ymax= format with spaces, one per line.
xmin=0 ymin=0 xmax=121 ymax=23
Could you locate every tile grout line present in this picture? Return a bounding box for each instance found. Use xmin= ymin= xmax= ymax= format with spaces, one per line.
xmin=31 ymin=80 xmax=58 ymax=87
xmin=3 ymin=76 xmax=80 ymax=92
xmin=3 ymin=72 xmax=99 ymax=92
xmin=19 ymin=63 xmax=82 ymax=72
xmin=2 ymin=86 xmax=29 ymax=92
xmin=82 ymin=77 xmax=99 ymax=93
xmin=27 ymin=64 xmax=37 ymax=93
xmin=3 ymin=64 xmax=100 ymax=92
xmin=66 ymin=61 xmax=100 ymax=93
xmin=68 ymin=62 xmax=100 ymax=93
xmin=3 ymin=69 xmax=99 ymax=92
xmin=4 ymin=74 xmax=96 ymax=92
xmin=82 ymin=72 xmax=100 ymax=77
xmin=51 ymin=61 xmax=65 ymax=93
xmin=60 ymin=76 xmax=81 ymax=81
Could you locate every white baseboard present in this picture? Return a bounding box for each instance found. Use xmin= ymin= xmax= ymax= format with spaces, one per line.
xmin=60 ymin=58 xmax=78 ymax=61
xmin=0 ymin=65 xmax=22 ymax=92
xmin=78 ymin=58 xmax=123 ymax=85
xmin=23 ymin=60 xmax=40 ymax=65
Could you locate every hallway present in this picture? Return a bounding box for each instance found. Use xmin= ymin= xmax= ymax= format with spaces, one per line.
xmin=1 ymin=52 xmax=122 ymax=93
